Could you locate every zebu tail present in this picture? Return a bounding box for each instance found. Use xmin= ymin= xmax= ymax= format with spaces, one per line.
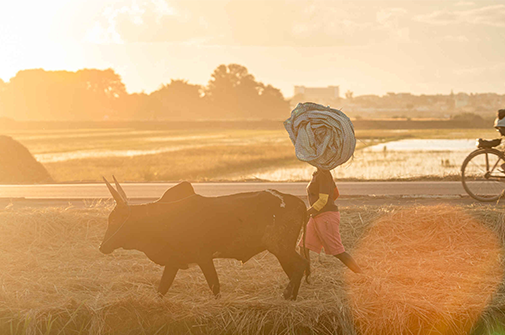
xmin=302 ymin=209 xmax=311 ymax=284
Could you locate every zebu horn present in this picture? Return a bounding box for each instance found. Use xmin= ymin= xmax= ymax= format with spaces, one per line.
xmin=113 ymin=175 xmax=128 ymax=205
xmin=103 ymin=177 xmax=126 ymax=205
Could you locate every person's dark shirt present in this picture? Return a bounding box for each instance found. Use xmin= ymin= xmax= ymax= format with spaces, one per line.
xmin=307 ymin=169 xmax=338 ymax=215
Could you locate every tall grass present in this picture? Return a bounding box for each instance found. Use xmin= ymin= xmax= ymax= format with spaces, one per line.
xmin=43 ymin=143 xmax=301 ymax=182
xmin=1 ymin=204 xmax=505 ymax=334
xmin=2 ymin=128 xmax=499 ymax=182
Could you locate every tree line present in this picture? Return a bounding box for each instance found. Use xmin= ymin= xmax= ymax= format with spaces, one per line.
xmin=0 ymin=64 xmax=290 ymax=121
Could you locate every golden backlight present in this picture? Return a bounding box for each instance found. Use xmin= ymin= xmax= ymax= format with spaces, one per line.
xmin=345 ymin=205 xmax=503 ymax=335
xmin=2 ymin=1 xmax=505 ymax=96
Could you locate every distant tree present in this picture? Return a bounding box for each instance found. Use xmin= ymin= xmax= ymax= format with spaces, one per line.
xmin=205 ymin=64 xmax=255 ymax=118
xmin=150 ymin=80 xmax=203 ymax=120
xmin=257 ymin=84 xmax=290 ymax=119
xmin=345 ymin=90 xmax=354 ymax=101
xmin=1 ymin=64 xmax=289 ymax=121
xmin=1 ymin=68 xmax=126 ymax=120
xmin=76 ymin=68 xmax=127 ymax=119
xmin=204 ymin=64 xmax=289 ymax=119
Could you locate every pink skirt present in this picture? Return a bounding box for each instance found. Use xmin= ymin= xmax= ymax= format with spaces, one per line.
xmin=299 ymin=211 xmax=345 ymax=255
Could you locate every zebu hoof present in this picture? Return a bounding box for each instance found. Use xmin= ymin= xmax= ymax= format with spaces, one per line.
xmin=282 ymin=281 xmax=295 ymax=300
xmin=283 ymin=288 xmax=293 ymax=300
xmin=157 ymin=288 xmax=168 ymax=299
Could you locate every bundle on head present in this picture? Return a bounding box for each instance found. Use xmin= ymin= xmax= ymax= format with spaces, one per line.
xmin=345 ymin=205 xmax=503 ymax=335
xmin=284 ymin=102 xmax=355 ymax=170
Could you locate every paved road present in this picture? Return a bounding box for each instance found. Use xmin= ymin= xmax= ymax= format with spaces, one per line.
xmin=0 ymin=181 xmax=467 ymax=199
xmin=0 ymin=181 xmax=499 ymax=208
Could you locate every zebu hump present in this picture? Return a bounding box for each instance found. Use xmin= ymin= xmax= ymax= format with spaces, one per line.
xmin=157 ymin=181 xmax=195 ymax=203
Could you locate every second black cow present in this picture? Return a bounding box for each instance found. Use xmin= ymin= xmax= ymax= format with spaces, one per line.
xmin=99 ymin=178 xmax=309 ymax=300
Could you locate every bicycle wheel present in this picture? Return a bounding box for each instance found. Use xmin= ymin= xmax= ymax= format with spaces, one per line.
xmin=461 ymin=148 xmax=505 ymax=202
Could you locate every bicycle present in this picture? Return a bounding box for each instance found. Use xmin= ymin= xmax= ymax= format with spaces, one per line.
xmin=461 ymin=138 xmax=505 ymax=202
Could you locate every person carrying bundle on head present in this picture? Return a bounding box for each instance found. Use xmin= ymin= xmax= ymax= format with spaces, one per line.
xmin=284 ymin=102 xmax=362 ymax=274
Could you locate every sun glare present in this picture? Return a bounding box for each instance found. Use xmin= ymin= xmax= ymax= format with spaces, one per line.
xmin=346 ymin=205 xmax=503 ymax=334
xmin=0 ymin=0 xmax=77 ymax=81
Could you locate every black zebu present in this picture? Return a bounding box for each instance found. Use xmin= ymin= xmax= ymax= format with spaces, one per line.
xmin=99 ymin=177 xmax=309 ymax=300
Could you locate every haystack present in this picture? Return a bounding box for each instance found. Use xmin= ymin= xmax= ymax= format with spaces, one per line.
xmin=345 ymin=205 xmax=503 ymax=335
xmin=0 ymin=135 xmax=52 ymax=183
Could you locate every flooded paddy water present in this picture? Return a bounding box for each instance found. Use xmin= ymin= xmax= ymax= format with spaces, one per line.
xmin=3 ymin=128 xmax=499 ymax=181
xmin=8 ymin=130 xmax=289 ymax=163
xmin=238 ymin=139 xmax=488 ymax=181
xmin=365 ymin=139 xmax=477 ymax=152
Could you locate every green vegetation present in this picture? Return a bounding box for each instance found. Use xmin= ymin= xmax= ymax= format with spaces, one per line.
xmin=0 ymin=205 xmax=504 ymax=334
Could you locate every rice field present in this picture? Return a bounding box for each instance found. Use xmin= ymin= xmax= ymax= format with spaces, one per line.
xmin=1 ymin=204 xmax=505 ymax=334
xmin=238 ymin=147 xmax=471 ymax=181
xmin=1 ymin=127 xmax=501 ymax=182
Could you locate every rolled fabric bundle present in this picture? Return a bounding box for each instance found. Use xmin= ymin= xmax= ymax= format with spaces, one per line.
xmin=284 ymin=102 xmax=356 ymax=170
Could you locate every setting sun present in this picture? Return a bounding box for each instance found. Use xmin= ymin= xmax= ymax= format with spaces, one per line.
xmin=2 ymin=0 xmax=505 ymax=96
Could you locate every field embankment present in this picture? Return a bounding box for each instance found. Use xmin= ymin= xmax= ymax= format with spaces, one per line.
xmin=1 ymin=204 xmax=505 ymax=334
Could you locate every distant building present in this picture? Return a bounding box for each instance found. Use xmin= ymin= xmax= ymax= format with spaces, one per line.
xmin=387 ymin=92 xmax=412 ymax=99
xmin=455 ymin=92 xmax=469 ymax=109
xmin=294 ymin=85 xmax=340 ymax=102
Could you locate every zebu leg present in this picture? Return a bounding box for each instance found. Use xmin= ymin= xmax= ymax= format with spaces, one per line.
xmin=198 ymin=258 xmax=221 ymax=297
xmin=158 ymin=266 xmax=178 ymax=297
xmin=286 ymin=251 xmax=308 ymax=300
xmin=272 ymin=250 xmax=308 ymax=300
xmin=271 ymin=251 xmax=295 ymax=278
xmin=262 ymin=192 xmax=308 ymax=299
xmin=268 ymin=245 xmax=308 ymax=300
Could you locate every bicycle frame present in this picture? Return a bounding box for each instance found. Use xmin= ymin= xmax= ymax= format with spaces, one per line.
xmin=468 ymin=148 xmax=505 ymax=181
xmin=461 ymin=146 xmax=505 ymax=201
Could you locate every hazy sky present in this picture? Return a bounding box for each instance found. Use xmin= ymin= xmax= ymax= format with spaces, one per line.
xmin=2 ymin=0 xmax=505 ymax=97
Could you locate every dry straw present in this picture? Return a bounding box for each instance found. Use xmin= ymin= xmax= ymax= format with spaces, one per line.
xmin=346 ymin=204 xmax=504 ymax=335
xmin=0 ymin=204 xmax=504 ymax=334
